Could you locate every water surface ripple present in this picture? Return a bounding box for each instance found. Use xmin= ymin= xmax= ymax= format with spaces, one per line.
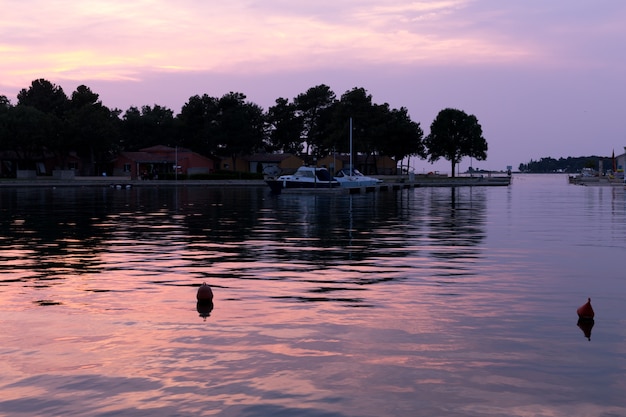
xmin=1 ymin=175 xmax=625 ymax=416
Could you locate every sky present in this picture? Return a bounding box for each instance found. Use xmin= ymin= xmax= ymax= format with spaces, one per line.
xmin=1 ymin=0 xmax=625 ymax=173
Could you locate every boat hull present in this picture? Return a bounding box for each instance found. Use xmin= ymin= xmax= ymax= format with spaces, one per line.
xmin=336 ymin=179 xmax=381 ymax=188
xmin=265 ymin=179 xmax=340 ymax=194
xmin=265 ymin=165 xmax=340 ymax=194
xmin=334 ymin=168 xmax=382 ymax=189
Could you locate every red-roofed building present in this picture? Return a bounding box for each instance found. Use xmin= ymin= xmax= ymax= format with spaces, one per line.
xmin=113 ymin=145 xmax=216 ymax=179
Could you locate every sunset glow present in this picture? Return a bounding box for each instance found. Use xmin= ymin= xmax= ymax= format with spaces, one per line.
xmin=0 ymin=0 xmax=551 ymax=85
xmin=2 ymin=1 xmax=625 ymax=170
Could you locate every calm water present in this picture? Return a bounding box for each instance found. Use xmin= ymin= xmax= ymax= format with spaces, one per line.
xmin=1 ymin=175 xmax=625 ymax=417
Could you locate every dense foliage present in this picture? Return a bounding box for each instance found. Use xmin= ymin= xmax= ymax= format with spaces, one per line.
xmin=423 ymin=108 xmax=487 ymax=178
xmin=518 ymin=156 xmax=613 ymax=173
xmin=0 ymin=79 xmax=488 ymax=176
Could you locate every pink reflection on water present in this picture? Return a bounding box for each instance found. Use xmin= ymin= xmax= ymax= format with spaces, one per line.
xmin=2 ymin=180 xmax=626 ymax=415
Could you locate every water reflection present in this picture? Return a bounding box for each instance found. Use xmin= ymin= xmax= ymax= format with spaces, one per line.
xmin=2 ymin=178 xmax=626 ymax=416
xmin=1 ymin=186 xmax=489 ymax=283
xmin=0 ymin=185 xmax=491 ymax=311
xmin=1 ymin=188 xmax=108 ymax=283
xmin=196 ymin=301 xmax=214 ymax=320
xmin=424 ymin=187 xmax=486 ymax=256
xmin=577 ymin=318 xmax=594 ymax=340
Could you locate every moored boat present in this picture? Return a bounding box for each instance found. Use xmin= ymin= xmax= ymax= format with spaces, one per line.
xmin=334 ymin=168 xmax=382 ymax=188
xmin=265 ymin=166 xmax=340 ymax=194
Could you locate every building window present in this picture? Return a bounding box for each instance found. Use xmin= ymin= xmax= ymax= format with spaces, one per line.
xmin=124 ymin=163 xmax=131 ymax=173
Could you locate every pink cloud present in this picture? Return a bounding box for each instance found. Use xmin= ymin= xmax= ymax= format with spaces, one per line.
xmin=2 ymin=1 xmax=625 ymax=171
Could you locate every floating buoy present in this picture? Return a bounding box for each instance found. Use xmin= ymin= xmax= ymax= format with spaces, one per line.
xmin=197 ymin=282 xmax=213 ymax=302
xmin=196 ymin=282 xmax=214 ymax=320
xmin=577 ymin=297 xmax=594 ymax=320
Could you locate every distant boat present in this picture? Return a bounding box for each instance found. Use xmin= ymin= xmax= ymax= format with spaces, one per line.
xmin=265 ymin=166 xmax=340 ymax=194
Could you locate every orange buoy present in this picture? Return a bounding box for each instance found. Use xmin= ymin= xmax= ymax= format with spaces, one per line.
xmin=197 ymin=282 xmax=213 ymax=302
xmin=577 ymin=298 xmax=594 ymax=320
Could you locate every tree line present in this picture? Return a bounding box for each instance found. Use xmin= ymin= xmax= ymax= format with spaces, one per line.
xmin=518 ymin=156 xmax=614 ymax=173
xmin=0 ymin=78 xmax=488 ymax=177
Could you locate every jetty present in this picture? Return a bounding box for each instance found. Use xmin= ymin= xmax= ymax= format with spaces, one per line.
xmin=1 ymin=173 xmax=512 ymax=193
xmin=568 ymin=175 xmax=623 ymax=186
xmin=408 ymin=174 xmax=511 ymax=187
xmin=281 ymin=173 xmax=511 ymax=194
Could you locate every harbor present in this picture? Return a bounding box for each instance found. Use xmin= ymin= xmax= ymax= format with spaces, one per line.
xmin=0 ymin=172 xmax=513 ymax=192
xmin=278 ymin=173 xmax=512 ymax=194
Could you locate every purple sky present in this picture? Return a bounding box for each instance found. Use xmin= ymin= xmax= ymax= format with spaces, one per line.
xmin=2 ymin=1 xmax=625 ymax=172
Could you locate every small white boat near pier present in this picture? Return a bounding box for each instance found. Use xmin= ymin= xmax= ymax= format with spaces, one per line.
xmin=265 ymin=166 xmax=340 ymax=194
xmin=334 ymin=168 xmax=382 ymax=189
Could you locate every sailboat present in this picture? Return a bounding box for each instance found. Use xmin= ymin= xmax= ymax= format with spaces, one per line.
xmin=334 ymin=118 xmax=382 ymax=188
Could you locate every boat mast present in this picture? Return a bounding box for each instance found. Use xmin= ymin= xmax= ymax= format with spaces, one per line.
xmin=349 ymin=117 xmax=353 ymax=176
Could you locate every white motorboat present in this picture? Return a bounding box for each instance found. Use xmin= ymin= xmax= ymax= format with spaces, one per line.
xmin=334 ymin=168 xmax=382 ymax=188
xmin=265 ymin=166 xmax=340 ymax=194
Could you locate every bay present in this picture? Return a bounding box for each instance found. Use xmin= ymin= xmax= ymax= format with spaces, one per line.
xmin=1 ymin=174 xmax=625 ymax=416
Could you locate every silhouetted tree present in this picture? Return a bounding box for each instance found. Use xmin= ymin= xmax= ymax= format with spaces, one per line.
xmin=15 ymin=79 xmax=69 ymax=164
xmin=326 ymin=88 xmax=425 ymax=173
xmin=0 ymin=96 xmax=11 ymax=152
xmin=2 ymin=79 xmax=436 ymax=179
xmin=379 ymin=106 xmax=425 ymax=166
xmin=121 ymin=104 xmax=175 ymax=150
xmin=66 ymin=85 xmax=121 ymax=174
xmin=328 ymin=87 xmax=377 ymax=155
xmin=17 ymin=79 xmax=68 ymax=117
xmin=0 ymin=105 xmax=52 ymax=169
xmin=0 ymin=95 xmax=10 ymax=111
xmin=294 ymin=84 xmax=336 ymax=158
xmin=266 ymin=97 xmax=304 ymax=155
xmin=424 ymin=108 xmax=487 ymax=177
xmin=214 ymin=92 xmax=266 ymax=170
xmin=518 ymin=156 xmax=607 ymax=173
xmin=178 ymin=94 xmax=220 ymax=156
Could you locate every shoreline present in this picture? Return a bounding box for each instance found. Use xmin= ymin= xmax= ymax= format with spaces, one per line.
xmin=0 ymin=177 xmax=267 ymax=188
xmin=0 ymin=174 xmax=512 ymax=188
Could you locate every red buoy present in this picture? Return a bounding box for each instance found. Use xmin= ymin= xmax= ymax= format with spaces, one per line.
xmin=197 ymin=282 xmax=213 ymax=302
xmin=577 ymin=298 xmax=594 ymax=320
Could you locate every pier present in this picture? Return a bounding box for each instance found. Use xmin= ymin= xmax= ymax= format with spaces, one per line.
xmin=282 ymin=174 xmax=511 ymax=194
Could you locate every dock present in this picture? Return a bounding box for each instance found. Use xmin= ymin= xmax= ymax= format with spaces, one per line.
xmin=1 ymin=174 xmax=512 ymax=192
xmin=410 ymin=175 xmax=512 ymax=187
xmin=568 ymin=175 xmax=624 ymax=186
xmin=281 ymin=174 xmax=511 ymax=194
